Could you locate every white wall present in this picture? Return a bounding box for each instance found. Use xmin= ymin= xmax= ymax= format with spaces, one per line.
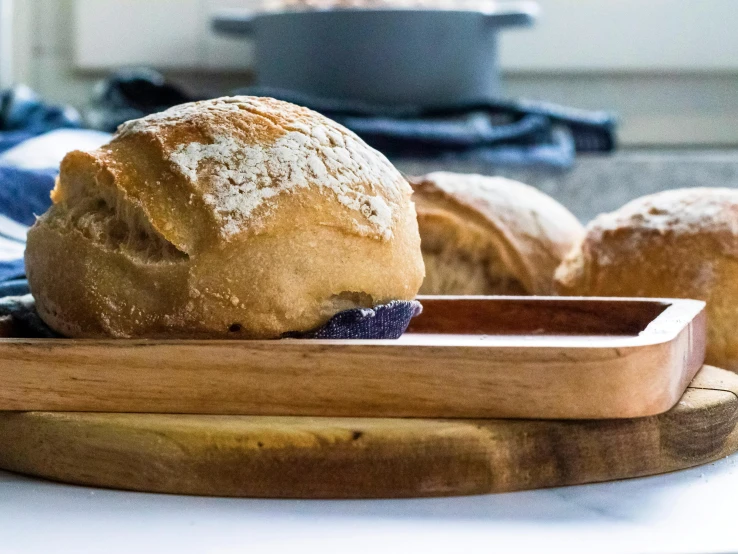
xmin=11 ymin=0 xmax=254 ymax=108
xmin=503 ymin=0 xmax=738 ymax=72
xmin=10 ymin=0 xmax=738 ymax=146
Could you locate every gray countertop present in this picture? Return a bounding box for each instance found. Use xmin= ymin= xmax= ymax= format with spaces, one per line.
xmin=394 ymin=149 xmax=738 ymax=223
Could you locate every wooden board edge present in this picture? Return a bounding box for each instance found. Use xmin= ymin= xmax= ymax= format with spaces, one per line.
xmin=0 ymin=366 xmax=734 ymax=498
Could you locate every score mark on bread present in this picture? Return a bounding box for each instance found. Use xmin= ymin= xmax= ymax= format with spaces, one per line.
xmin=118 ymin=97 xmax=404 ymax=240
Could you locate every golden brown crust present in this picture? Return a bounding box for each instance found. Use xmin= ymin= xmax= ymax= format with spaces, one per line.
xmin=555 ymin=188 xmax=738 ymax=370
xmin=410 ymin=172 xmax=584 ymax=295
xmin=26 ymin=96 xmax=425 ymax=338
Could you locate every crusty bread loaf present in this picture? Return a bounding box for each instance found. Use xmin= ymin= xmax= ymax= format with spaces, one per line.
xmin=410 ymin=172 xmax=584 ymax=295
xmin=25 ymin=96 xmax=424 ymax=339
xmin=555 ymin=188 xmax=738 ymax=370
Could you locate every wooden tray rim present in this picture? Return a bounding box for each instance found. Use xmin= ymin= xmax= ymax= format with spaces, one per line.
xmin=0 ymin=296 xmax=707 ymax=419
xmin=0 ymin=295 xmax=706 ymax=349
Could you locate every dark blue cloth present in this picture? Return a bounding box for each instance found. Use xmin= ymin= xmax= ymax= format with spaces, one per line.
xmin=285 ymin=301 xmax=423 ymax=340
xmin=0 ymin=85 xmax=81 ymax=153
xmin=0 ymin=88 xmax=77 ymax=282
xmin=0 ymin=84 xmax=80 ymax=277
xmin=0 ymin=166 xmax=57 ymax=225
xmin=0 ymin=166 xmax=55 ymax=282
xmin=238 ymin=87 xmax=616 ymax=158
xmin=89 ymin=69 xmax=617 ymax=170
xmin=0 ymin=280 xmax=421 ymax=340
xmin=0 ymin=291 xmax=59 ymax=337
xmin=0 ymin=87 xmax=84 ymax=281
xmin=0 ymin=278 xmax=29 ymax=296
xmin=0 ymin=260 xmax=25 ymax=282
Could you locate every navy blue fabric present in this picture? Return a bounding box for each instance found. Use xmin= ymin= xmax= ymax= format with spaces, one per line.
xmin=0 ymin=166 xmax=57 ymax=225
xmin=0 ymin=260 xmax=25 ymax=282
xmin=0 ymin=84 xmax=80 ymax=270
xmin=0 ymin=279 xmax=30 ymax=297
xmin=0 ymin=86 xmax=85 ymax=281
xmin=242 ymin=88 xmax=613 ymax=169
xmin=0 ymin=87 xmax=74 ymax=282
xmin=0 ymin=291 xmax=59 ymax=338
xmin=0 ymin=280 xmax=421 ymax=340
xmin=0 ymin=85 xmax=81 ymax=153
xmin=284 ymin=301 xmax=423 ymax=340
xmin=86 ymin=68 xmax=196 ymax=131
xmin=89 ymin=69 xmax=617 ymax=170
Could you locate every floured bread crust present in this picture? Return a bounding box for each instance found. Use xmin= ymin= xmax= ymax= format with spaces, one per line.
xmin=411 ymin=172 xmax=584 ymax=295
xmin=25 ymin=96 xmax=424 ymax=338
xmin=555 ymin=187 xmax=738 ymax=370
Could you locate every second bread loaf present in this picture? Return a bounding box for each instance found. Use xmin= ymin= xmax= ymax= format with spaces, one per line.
xmin=410 ymin=172 xmax=584 ymax=295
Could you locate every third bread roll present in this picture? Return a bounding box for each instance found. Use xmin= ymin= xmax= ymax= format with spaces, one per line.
xmin=410 ymin=172 xmax=584 ymax=295
xmin=555 ymin=188 xmax=738 ymax=371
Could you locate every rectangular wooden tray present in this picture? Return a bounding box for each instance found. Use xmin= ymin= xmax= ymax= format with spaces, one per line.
xmin=0 ymin=296 xmax=706 ymax=419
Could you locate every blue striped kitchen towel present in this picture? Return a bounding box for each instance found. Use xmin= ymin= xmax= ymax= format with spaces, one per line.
xmin=0 ymin=84 xmax=110 ymax=283
xmin=90 ymin=69 xmax=616 ymax=171
xmin=0 ymin=129 xmax=112 ymax=283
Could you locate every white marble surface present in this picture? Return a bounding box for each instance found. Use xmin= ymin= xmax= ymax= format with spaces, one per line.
xmin=2 ymin=453 xmax=738 ymax=554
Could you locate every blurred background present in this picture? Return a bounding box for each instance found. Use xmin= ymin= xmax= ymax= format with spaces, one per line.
xmin=1 ymin=0 xmax=737 ymax=221
xmin=9 ymin=0 xmax=735 ymax=146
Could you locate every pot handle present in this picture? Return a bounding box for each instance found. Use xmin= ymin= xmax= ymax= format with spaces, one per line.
xmin=483 ymin=1 xmax=539 ymax=27
xmin=211 ymin=4 xmax=539 ymax=36
xmin=211 ymin=10 xmax=256 ymax=36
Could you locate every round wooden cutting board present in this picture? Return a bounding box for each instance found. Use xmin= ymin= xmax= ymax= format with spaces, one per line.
xmin=0 ymin=365 xmax=736 ymax=499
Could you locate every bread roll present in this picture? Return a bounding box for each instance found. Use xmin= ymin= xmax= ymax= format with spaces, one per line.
xmin=410 ymin=172 xmax=584 ymax=295
xmin=25 ymin=96 xmax=424 ymax=339
xmin=555 ymin=188 xmax=738 ymax=370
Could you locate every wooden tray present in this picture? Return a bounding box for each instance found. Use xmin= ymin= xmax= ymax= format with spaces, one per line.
xmin=0 ymin=365 xmax=732 ymax=499
xmin=0 ymin=296 xmax=705 ymax=419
